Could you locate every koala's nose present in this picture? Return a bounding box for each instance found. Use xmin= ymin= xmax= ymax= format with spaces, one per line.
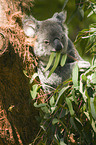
xmin=54 ymin=38 xmax=63 ymax=52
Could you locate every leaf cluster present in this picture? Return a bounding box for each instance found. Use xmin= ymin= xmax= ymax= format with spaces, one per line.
xmin=30 ymin=58 xmax=96 ymax=144
xmin=29 ymin=1 xmax=96 ymax=144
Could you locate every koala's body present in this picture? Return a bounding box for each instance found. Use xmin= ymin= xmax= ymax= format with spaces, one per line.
xmin=23 ymin=11 xmax=90 ymax=93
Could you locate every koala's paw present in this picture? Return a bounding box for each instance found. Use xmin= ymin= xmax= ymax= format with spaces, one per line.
xmin=77 ymin=60 xmax=90 ymax=72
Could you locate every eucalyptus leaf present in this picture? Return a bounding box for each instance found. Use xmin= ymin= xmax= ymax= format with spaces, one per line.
xmin=50 ymin=96 xmax=55 ymax=106
xmin=62 ymin=0 xmax=69 ymax=10
xmin=92 ymin=72 xmax=96 ymax=84
xmin=66 ymin=98 xmax=74 ymax=116
xmin=55 ymin=86 xmax=69 ymax=106
xmin=60 ymin=54 xmax=67 ymax=67
xmin=48 ymin=52 xmax=61 ymax=78
xmin=77 ymin=7 xmax=84 ymax=20
xmin=94 ymin=96 xmax=96 ymax=113
xmin=70 ymin=117 xmax=78 ymax=131
xmin=90 ymin=98 xmax=96 ymax=120
xmin=34 ymin=102 xmax=47 ymax=108
xmin=60 ymin=138 xmax=67 ymax=145
xmin=72 ymin=63 xmax=78 ymax=88
xmin=30 ymin=84 xmax=38 ymax=99
xmin=44 ymin=52 xmax=55 ymax=72
xmin=84 ymin=112 xmax=96 ymax=132
xmin=72 ymin=88 xmax=78 ymax=104
xmin=81 ymin=74 xmax=87 ymax=82
xmin=30 ymin=73 xmax=38 ymax=84
xmin=80 ymin=75 xmax=83 ymax=94
xmin=52 ymin=118 xmax=59 ymax=125
xmin=41 ymin=106 xmax=50 ymax=113
xmin=70 ymin=117 xmax=83 ymax=134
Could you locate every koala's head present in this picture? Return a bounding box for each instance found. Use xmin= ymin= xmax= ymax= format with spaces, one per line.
xmin=23 ymin=11 xmax=68 ymax=60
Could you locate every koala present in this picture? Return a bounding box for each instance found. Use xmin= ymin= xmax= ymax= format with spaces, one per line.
xmin=23 ymin=11 xmax=90 ymax=93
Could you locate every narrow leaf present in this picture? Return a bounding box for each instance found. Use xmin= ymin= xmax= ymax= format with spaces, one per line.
xmin=94 ymin=96 xmax=96 ymax=113
xmin=92 ymin=72 xmax=96 ymax=84
xmin=48 ymin=52 xmax=61 ymax=78
xmin=60 ymin=54 xmax=67 ymax=67
xmin=70 ymin=117 xmax=78 ymax=131
xmin=44 ymin=52 xmax=55 ymax=72
xmin=82 ymin=74 xmax=87 ymax=82
xmin=60 ymin=139 xmax=67 ymax=145
xmin=77 ymin=7 xmax=84 ymax=20
xmin=41 ymin=106 xmax=50 ymax=113
xmin=30 ymin=73 xmax=38 ymax=84
xmin=30 ymin=84 xmax=38 ymax=99
xmin=72 ymin=63 xmax=78 ymax=88
xmin=55 ymin=86 xmax=68 ymax=106
xmin=90 ymin=98 xmax=96 ymax=120
xmin=72 ymin=88 xmax=78 ymax=104
xmin=84 ymin=112 xmax=96 ymax=132
xmin=66 ymin=98 xmax=74 ymax=116
xmin=50 ymin=96 xmax=55 ymax=106
xmin=62 ymin=0 xmax=69 ymax=10
xmin=52 ymin=118 xmax=59 ymax=125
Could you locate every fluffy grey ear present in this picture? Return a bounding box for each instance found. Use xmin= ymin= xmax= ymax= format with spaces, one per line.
xmin=22 ymin=16 xmax=39 ymax=37
xmin=53 ymin=11 xmax=67 ymax=23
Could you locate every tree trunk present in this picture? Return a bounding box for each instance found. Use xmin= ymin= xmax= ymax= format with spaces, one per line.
xmin=0 ymin=0 xmax=39 ymax=144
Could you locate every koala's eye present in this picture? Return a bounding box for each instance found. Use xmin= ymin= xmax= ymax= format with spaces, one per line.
xmin=44 ymin=40 xmax=50 ymax=45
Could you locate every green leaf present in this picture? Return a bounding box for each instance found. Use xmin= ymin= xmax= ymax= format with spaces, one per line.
xmin=92 ymin=55 xmax=96 ymax=66
xmin=44 ymin=52 xmax=55 ymax=72
xmin=92 ymin=72 xmax=96 ymax=84
xmin=72 ymin=88 xmax=78 ymax=104
xmin=52 ymin=118 xmax=59 ymax=125
xmin=51 ymin=107 xmax=56 ymax=113
xmin=30 ymin=73 xmax=38 ymax=84
xmin=55 ymin=86 xmax=68 ymax=106
xmin=90 ymin=98 xmax=96 ymax=120
xmin=67 ymin=9 xmax=77 ymax=24
xmin=66 ymin=98 xmax=74 ymax=116
xmin=70 ymin=117 xmax=78 ymax=131
xmin=81 ymin=74 xmax=87 ymax=82
xmin=34 ymin=102 xmax=47 ymax=108
xmin=80 ymin=75 xmax=83 ymax=94
xmin=30 ymin=84 xmax=38 ymax=99
xmin=84 ymin=112 xmax=96 ymax=132
xmin=87 ymin=2 xmax=96 ymax=17
xmin=48 ymin=52 xmax=61 ymax=78
xmin=77 ymin=7 xmax=84 ymax=20
xmin=72 ymin=63 xmax=78 ymax=88
xmin=50 ymin=96 xmax=55 ymax=106
xmin=60 ymin=138 xmax=67 ymax=145
xmin=23 ymin=70 xmax=29 ymax=77
xmin=62 ymin=0 xmax=69 ymax=10
xmin=94 ymin=96 xmax=96 ymax=113
xmin=60 ymin=54 xmax=67 ymax=67
xmin=70 ymin=117 xmax=83 ymax=134
xmin=85 ymin=89 xmax=91 ymax=117
xmin=41 ymin=106 xmax=50 ymax=113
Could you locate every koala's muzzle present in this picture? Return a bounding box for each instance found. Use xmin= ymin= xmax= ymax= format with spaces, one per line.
xmin=54 ymin=38 xmax=63 ymax=52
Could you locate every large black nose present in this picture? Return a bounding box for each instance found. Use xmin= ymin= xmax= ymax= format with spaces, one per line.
xmin=53 ymin=38 xmax=63 ymax=52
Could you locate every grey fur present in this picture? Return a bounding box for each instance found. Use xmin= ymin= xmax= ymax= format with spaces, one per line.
xmin=23 ymin=11 xmax=90 ymax=93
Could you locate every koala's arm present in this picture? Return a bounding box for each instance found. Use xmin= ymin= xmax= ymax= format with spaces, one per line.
xmin=66 ymin=38 xmax=82 ymax=63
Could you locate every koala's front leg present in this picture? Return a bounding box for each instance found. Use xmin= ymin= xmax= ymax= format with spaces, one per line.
xmin=77 ymin=60 xmax=90 ymax=72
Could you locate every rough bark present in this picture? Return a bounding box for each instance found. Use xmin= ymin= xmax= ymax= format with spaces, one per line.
xmin=0 ymin=0 xmax=39 ymax=144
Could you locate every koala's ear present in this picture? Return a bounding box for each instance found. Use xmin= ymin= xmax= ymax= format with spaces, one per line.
xmin=22 ymin=16 xmax=39 ymax=37
xmin=53 ymin=11 xmax=67 ymax=23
